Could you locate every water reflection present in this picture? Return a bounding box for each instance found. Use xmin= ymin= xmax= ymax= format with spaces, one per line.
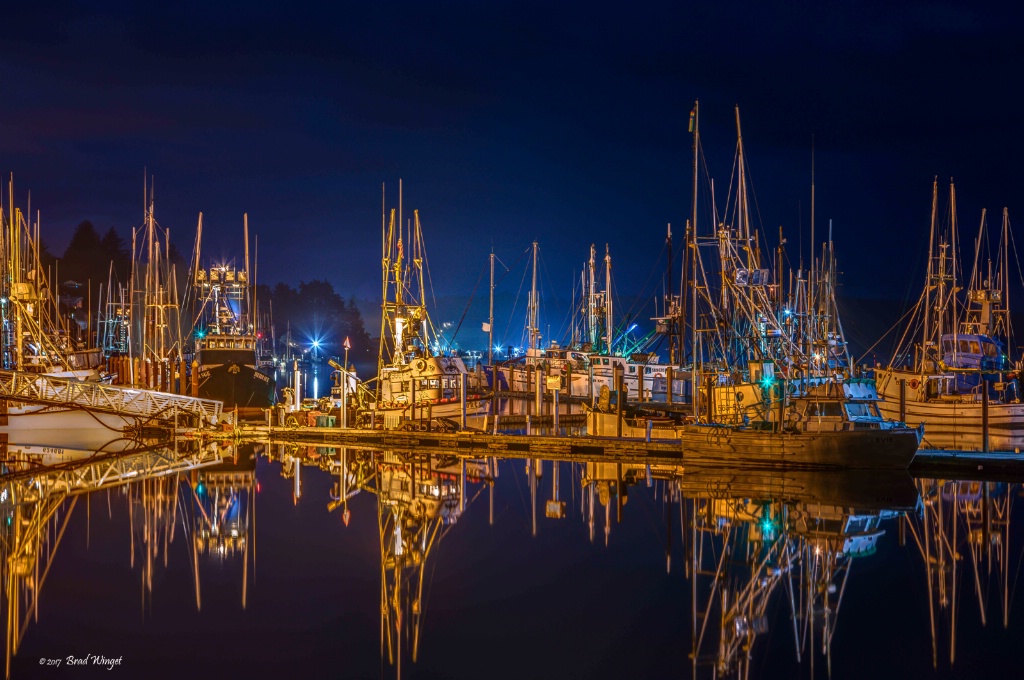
xmin=907 ymin=478 xmax=1015 ymax=669
xmin=583 ymin=463 xmax=918 ymax=678
xmin=0 ymin=435 xmax=226 ymax=677
xmin=1 ymin=438 xmax=1022 ymax=678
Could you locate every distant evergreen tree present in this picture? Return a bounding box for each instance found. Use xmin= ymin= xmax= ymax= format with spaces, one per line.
xmin=265 ymin=280 xmax=372 ymax=366
xmin=100 ymin=226 xmax=131 ymax=283
xmin=60 ymin=220 xmax=108 ymax=288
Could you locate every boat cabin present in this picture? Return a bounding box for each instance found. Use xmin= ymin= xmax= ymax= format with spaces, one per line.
xmin=941 ymin=332 xmax=1008 ymax=371
xmin=793 ymin=396 xmax=886 ymax=432
xmin=197 ymin=334 xmax=258 ymax=366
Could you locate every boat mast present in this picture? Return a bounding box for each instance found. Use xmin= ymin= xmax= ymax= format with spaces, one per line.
xmin=689 ymin=103 xmax=700 ymax=419
xmin=921 ymin=179 xmax=937 ymax=372
xmin=604 ymin=245 xmax=613 ymax=353
xmin=378 ymin=186 xmax=395 ymax=383
xmin=588 ymin=244 xmax=597 ymax=350
xmin=488 ymin=249 xmax=494 ymax=365
xmin=146 ymin=177 xmax=156 ymax=359
xmin=1002 ymin=208 xmax=1011 ymax=341
xmin=244 ymin=213 xmax=251 ymax=333
xmin=809 ymin=137 xmax=816 ymax=352
xmin=683 ymin=99 xmax=699 ymax=369
xmin=666 ymin=223 xmax=673 ymax=365
xmin=528 ymin=240 xmax=539 ymax=350
xmin=947 ymin=181 xmax=960 ymax=360
xmin=413 ymin=209 xmax=429 ymax=355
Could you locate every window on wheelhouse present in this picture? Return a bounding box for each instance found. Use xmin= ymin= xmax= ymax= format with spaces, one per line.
xmin=845 ymin=402 xmax=879 ymax=419
xmin=805 ymin=401 xmax=843 ymax=417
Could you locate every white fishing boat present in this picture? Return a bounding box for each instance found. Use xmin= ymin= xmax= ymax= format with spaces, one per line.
xmin=494 ymin=241 xmax=595 ymax=400
xmin=498 ymin=241 xmax=675 ymax=401
xmin=1 ymin=180 xmax=224 ymax=446
xmin=874 ymin=181 xmax=1022 ymax=451
xmin=0 ymin=183 xmax=141 ymax=443
xmin=367 ymin=186 xmax=489 ymax=428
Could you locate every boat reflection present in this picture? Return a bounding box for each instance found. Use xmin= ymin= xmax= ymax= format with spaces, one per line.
xmin=582 ymin=462 xmax=919 ymax=678
xmin=186 ymin=443 xmax=258 ymax=610
xmin=2 ymin=436 xmax=1023 ymax=679
xmin=0 ymin=435 xmax=226 ymax=678
xmin=906 ymin=477 xmax=1016 ymax=670
xmin=267 ymin=443 xmax=496 ymax=676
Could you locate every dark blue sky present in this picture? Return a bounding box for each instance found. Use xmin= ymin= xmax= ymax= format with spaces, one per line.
xmin=2 ymin=2 xmax=1022 ymax=350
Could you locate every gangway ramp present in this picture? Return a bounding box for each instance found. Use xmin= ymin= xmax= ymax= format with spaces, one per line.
xmin=0 ymin=369 xmax=224 ymax=424
xmin=1 ymin=441 xmax=225 ymax=504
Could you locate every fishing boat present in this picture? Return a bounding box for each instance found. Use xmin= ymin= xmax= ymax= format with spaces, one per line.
xmin=494 ymin=241 xmax=595 ymax=400
xmin=1 ymin=179 xmax=105 ymax=382
xmin=873 ymin=181 xmax=1023 ymax=451
xmin=187 ymin=214 xmax=275 ymax=409
xmin=587 ymin=103 xmax=920 ymax=469
xmin=367 ymin=188 xmax=489 ymax=427
xmin=0 ymin=182 xmax=161 ymax=444
xmin=499 ymin=241 xmax=676 ymax=401
xmin=578 ymin=242 xmax=678 ymax=400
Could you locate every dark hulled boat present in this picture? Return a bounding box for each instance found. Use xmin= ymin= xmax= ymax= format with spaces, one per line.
xmin=195 ymin=333 xmax=274 ymax=408
xmin=189 ymin=214 xmax=275 ymax=409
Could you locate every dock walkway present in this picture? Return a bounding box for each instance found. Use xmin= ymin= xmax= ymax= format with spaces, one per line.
xmin=189 ymin=421 xmax=1024 ymax=476
xmin=0 ymin=368 xmax=223 ymax=424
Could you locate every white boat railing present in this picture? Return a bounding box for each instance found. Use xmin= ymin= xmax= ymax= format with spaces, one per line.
xmin=0 ymin=369 xmax=223 ymax=423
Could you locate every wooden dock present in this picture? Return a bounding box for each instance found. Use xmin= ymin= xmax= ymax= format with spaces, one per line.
xmin=196 ymin=423 xmax=683 ymax=462
xmin=909 ymin=449 xmax=1024 ymax=481
xmin=186 ymin=421 xmax=1024 ymax=477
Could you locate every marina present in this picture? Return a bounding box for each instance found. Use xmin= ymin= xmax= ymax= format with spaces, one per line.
xmin=3 ymin=4 xmax=1024 ymax=677
xmin=4 ymin=144 xmax=1024 ymax=676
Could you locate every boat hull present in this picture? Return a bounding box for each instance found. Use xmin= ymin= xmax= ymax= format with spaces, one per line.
xmin=588 ymin=412 xmax=919 ymax=470
xmin=372 ymin=396 xmax=490 ymax=425
xmin=0 ymin=403 xmax=141 ymax=448
xmin=197 ymin=363 xmax=275 ymax=409
xmin=875 ymin=368 xmax=1024 ymax=452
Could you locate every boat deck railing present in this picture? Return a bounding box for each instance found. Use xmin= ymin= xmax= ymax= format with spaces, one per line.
xmin=0 ymin=368 xmax=224 ymax=423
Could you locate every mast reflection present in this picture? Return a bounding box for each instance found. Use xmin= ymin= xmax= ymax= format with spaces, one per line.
xmin=906 ymin=477 xmax=1017 ymax=670
xmin=186 ymin=443 xmax=258 ymax=610
xmin=352 ymin=450 xmax=493 ymax=677
xmin=582 ymin=462 xmax=920 ymax=678
xmin=0 ymin=437 xmax=225 ymax=678
xmin=3 ymin=436 xmax=1023 ymax=679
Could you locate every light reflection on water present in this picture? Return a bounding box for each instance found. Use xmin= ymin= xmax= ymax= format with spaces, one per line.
xmin=1 ymin=439 xmax=1022 ymax=679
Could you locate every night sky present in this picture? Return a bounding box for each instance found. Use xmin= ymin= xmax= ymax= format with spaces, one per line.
xmin=3 ymin=3 xmax=1023 ymax=353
